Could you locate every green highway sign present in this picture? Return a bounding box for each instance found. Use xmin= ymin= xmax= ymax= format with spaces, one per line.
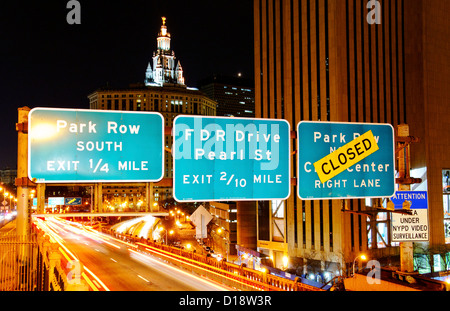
xmin=173 ymin=116 xmax=291 ymax=202
xmin=297 ymin=121 xmax=395 ymax=200
xmin=28 ymin=108 xmax=164 ymax=183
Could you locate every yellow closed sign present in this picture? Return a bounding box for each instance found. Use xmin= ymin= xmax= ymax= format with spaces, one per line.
xmin=313 ymin=130 xmax=379 ymax=184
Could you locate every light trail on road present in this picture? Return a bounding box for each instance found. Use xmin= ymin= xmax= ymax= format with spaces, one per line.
xmin=33 ymin=216 xmax=232 ymax=291
xmin=34 ymin=217 xmax=110 ymax=291
xmin=128 ymin=248 xmax=229 ymax=291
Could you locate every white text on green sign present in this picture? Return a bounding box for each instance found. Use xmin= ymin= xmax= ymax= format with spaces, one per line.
xmin=28 ymin=108 xmax=164 ymax=183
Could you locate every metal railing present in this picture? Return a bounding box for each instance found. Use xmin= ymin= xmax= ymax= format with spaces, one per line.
xmin=0 ymin=233 xmax=40 ymax=291
xmin=0 ymin=226 xmax=85 ymax=291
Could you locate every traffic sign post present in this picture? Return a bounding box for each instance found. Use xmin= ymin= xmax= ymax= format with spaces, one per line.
xmin=297 ymin=121 xmax=395 ymax=200
xmin=16 ymin=107 xmax=31 ymax=236
xmin=28 ymin=108 xmax=164 ymax=183
xmin=172 ymin=116 xmax=291 ymax=202
xmin=396 ymin=124 xmax=417 ymax=273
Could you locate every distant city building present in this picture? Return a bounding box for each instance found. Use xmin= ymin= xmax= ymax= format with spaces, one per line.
xmin=88 ymin=86 xmax=216 ymax=207
xmin=145 ymin=17 xmax=185 ymax=87
xmin=88 ymin=17 xmax=216 ymax=207
xmin=88 ymin=84 xmax=216 ymax=126
xmin=0 ymin=168 xmax=16 ymax=185
xmin=199 ymin=74 xmax=255 ymax=118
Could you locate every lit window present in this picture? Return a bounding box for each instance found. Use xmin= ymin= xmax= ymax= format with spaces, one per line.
xmin=443 ymin=169 xmax=450 ymax=244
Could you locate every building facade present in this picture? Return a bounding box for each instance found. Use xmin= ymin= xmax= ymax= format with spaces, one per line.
xmin=405 ymin=0 xmax=450 ymax=256
xmin=209 ymin=202 xmax=238 ymax=256
xmin=88 ymin=18 xmax=217 ymax=209
xmin=199 ymin=74 xmax=255 ymax=118
xmin=254 ymin=0 xmax=449 ymax=279
xmin=0 ymin=169 xmax=17 ymax=186
xmin=88 ymin=85 xmax=216 ymax=205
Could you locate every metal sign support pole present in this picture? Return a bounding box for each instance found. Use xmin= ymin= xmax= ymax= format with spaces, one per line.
xmin=397 ymin=124 xmax=414 ymax=273
xmin=15 ymin=107 xmax=31 ymax=236
xmin=36 ymin=183 xmax=45 ymax=214
xmin=97 ymin=183 xmax=103 ymax=213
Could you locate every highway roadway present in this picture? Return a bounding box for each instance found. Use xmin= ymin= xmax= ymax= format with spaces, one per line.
xmin=34 ymin=217 xmax=230 ymax=291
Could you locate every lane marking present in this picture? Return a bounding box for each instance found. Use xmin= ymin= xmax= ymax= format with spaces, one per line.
xmin=129 ymin=249 xmax=230 ymax=291
xmin=137 ymin=274 xmax=150 ymax=283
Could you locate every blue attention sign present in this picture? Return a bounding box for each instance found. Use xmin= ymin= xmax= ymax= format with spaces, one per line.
xmin=390 ymin=191 xmax=428 ymax=210
xmin=297 ymin=121 xmax=395 ymax=199
xmin=173 ymin=116 xmax=291 ymax=202
xmin=28 ymin=108 xmax=164 ymax=183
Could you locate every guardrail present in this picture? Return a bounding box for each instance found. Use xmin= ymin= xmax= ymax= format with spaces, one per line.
xmin=103 ymin=228 xmax=322 ymax=291
xmin=36 ymin=231 xmax=79 ymax=291
xmin=0 ymin=225 xmax=87 ymax=291
xmin=0 ymin=233 xmax=40 ymax=291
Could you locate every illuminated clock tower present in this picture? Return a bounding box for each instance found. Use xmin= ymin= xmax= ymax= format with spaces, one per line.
xmin=145 ymin=17 xmax=185 ymax=87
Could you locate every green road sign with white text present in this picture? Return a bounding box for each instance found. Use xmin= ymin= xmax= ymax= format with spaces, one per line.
xmin=28 ymin=108 xmax=164 ymax=183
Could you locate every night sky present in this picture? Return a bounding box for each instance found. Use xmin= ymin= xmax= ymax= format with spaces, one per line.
xmin=0 ymin=0 xmax=254 ymax=169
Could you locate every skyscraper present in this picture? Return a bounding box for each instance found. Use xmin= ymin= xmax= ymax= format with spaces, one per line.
xmin=254 ymin=0 xmax=450 ymax=278
xmin=199 ymin=74 xmax=255 ymax=117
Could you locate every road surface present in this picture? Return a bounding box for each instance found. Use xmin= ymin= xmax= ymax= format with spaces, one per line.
xmin=35 ymin=217 xmax=230 ymax=291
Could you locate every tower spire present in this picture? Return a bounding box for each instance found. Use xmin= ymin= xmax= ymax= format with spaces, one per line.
xmin=145 ymin=17 xmax=185 ymax=87
xmin=159 ymin=16 xmax=169 ymax=38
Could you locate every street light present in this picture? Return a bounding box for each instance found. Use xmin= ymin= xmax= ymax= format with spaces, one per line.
xmin=216 ymin=227 xmax=230 ymax=262
xmin=157 ymin=226 xmax=168 ymax=244
xmin=282 ymin=255 xmax=289 ymax=268
xmin=3 ymin=192 xmax=10 ymax=213
xmin=353 ymin=254 xmax=367 ymax=276
xmin=9 ymin=195 xmax=13 ymax=213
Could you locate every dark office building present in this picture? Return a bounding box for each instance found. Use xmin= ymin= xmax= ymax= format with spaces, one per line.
xmin=253 ymin=0 xmax=450 ymax=279
xmin=199 ymin=74 xmax=255 ymax=118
